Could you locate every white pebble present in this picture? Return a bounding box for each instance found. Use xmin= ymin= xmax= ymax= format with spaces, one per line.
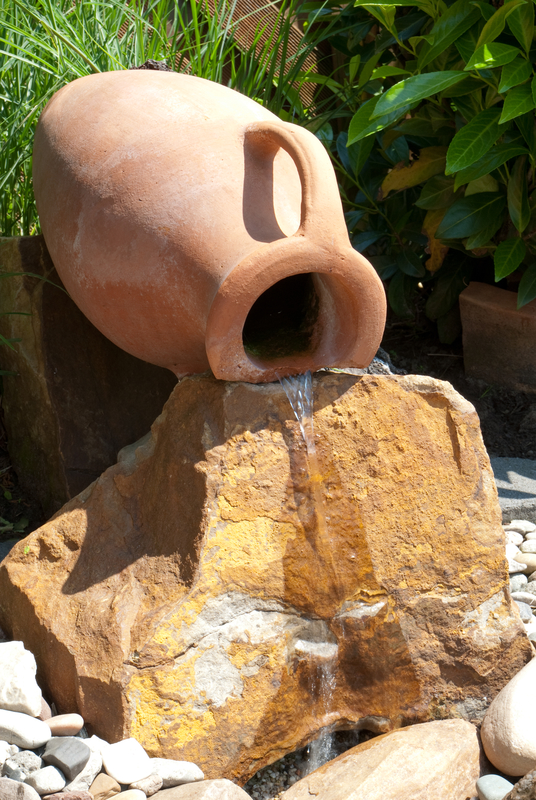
xmin=149 ymin=758 xmax=204 ymax=788
xmin=506 ymin=530 xmax=524 ymax=546
xmin=505 ymin=520 xmax=536 ymax=534
xmin=102 ymin=738 xmax=152 ymax=785
xmin=0 ymin=711 xmax=51 ymax=750
xmin=476 ymin=773 xmax=514 ymax=800
xmin=26 ymin=765 xmax=66 ymax=795
xmin=0 ymin=642 xmax=42 ymax=717
xmin=521 ymin=541 xmax=536 ymax=554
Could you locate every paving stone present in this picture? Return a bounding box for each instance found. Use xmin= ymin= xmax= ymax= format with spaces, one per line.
xmin=42 ymin=737 xmax=91 ymax=782
xmin=0 ymin=711 xmax=51 ymax=749
xmin=0 ymin=776 xmax=41 ymax=800
xmin=0 ymin=642 xmax=42 ymax=717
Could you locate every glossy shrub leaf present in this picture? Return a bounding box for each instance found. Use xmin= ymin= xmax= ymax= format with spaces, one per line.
xmin=422 ymin=208 xmax=449 ymax=273
xmin=436 ymin=193 xmax=506 ymax=239
xmin=475 ymin=0 xmax=526 ymax=49
xmin=494 ymin=237 xmax=526 ymax=280
xmin=345 ymin=209 xmax=366 ymax=230
xmin=499 ymin=83 xmax=535 ymax=124
xmin=397 ymin=249 xmax=425 ymax=278
xmin=453 ymin=141 xmax=528 ymax=189
xmin=388 ymin=271 xmax=415 ymax=319
xmin=499 ymin=58 xmax=533 ymax=93
xmin=441 ymin=76 xmax=485 ymax=98
xmin=416 ymin=175 xmax=459 ymax=209
xmin=533 ymin=74 xmax=536 ymax=108
xmin=465 ymin=43 xmax=520 ymax=71
xmin=518 ymin=263 xmax=536 ymax=308
xmin=373 ymin=71 xmax=466 ymax=118
xmin=370 ymin=255 xmax=398 ymax=280
xmin=347 ymin=95 xmax=414 ymax=144
xmin=425 ymin=261 xmax=472 ymax=320
xmin=353 ymin=231 xmax=383 ymax=251
xmin=515 ymin=112 xmax=536 ymax=153
xmin=508 ymin=155 xmax=530 ymax=233
xmin=446 ymin=108 xmax=502 ymax=174
xmin=418 ymin=0 xmax=481 ymax=69
xmin=507 ymin=1 xmax=535 ymax=54
xmin=371 ymin=66 xmax=411 ymax=80
xmin=465 ymin=214 xmax=504 ymax=248
xmin=465 ymin=174 xmax=499 ymax=195
xmin=379 ymin=147 xmax=447 ymax=197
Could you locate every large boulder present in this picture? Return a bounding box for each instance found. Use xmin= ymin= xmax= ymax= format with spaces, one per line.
xmin=280 ymin=719 xmax=481 ymax=800
xmin=0 ymin=235 xmax=176 ymax=519
xmin=0 ymin=373 xmax=530 ymax=784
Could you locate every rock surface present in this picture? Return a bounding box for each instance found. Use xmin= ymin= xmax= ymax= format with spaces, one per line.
xmin=0 ymin=711 xmax=51 ymax=750
xmin=0 ymin=776 xmax=41 ymax=800
xmin=280 ymin=719 xmax=481 ymax=800
xmin=149 ymin=760 xmax=203 ymax=789
xmin=89 ymin=772 xmax=121 ymax=800
xmin=477 ymin=774 xmax=515 ymax=800
xmin=102 ymin=739 xmax=152 ymax=785
xmin=152 ymin=781 xmax=252 ymax=800
xmin=0 ymin=642 xmax=42 ymax=717
xmin=26 ymin=765 xmax=66 ymax=795
xmin=0 ymin=373 xmax=531 ymax=783
xmin=503 ymin=768 xmax=536 ymax=799
xmin=481 ymin=658 xmax=536 ymax=776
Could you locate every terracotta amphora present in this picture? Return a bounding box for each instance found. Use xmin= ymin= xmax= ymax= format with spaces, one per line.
xmin=33 ymin=70 xmax=386 ymax=383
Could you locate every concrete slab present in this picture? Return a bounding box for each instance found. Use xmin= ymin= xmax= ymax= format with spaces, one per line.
xmin=491 ymin=457 xmax=536 ymax=524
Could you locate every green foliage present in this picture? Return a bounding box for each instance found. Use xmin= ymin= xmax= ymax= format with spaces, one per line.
xmin=0 ymin=0 xmax=324 ymax=237
xmin=301 ymin=0 xmax=536 ymax=336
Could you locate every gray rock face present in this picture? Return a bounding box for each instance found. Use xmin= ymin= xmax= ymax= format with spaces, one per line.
xmin=0 ymin=642 xmax=42 ymax=717
xmin=0 ymin=711 xmax=51 ymax=750
xmin=64 ymin=748 xmax=102 ymax=792
xmin=0 ymin=776 xmax=41 ymax=800
xmin=3 ymin=751 xmax=42 ymax=778
xmin=43 ymin=738 xmax=91 ymax=782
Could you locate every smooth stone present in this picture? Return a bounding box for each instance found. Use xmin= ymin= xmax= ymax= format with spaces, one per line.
xmin=524 ymin=532 xmax=536 ymax=540
xmin=130 ymin=774 xmax=163 ymax=796
xmin=510 ymin=575 xmax=528 ymax=592
xmin=512 ymin=592 xmax=536 ymax=607
xmin=114 ymin=792 xmax=146 ymax=800
xmin=515 ymin=601 xmax=533 ymax=622
xmin=37 ymin=700 xmax=52 ymax=722
xmin=524 ymin=581 xmax=536 ymax=595
xmin=476 ymin=774 xmax=514 ymax=800
xmin=0 ymin=776 xmax=41 ymax=800
xmin=0 ymin=742 xmax=19 ymax=767
xmin=64 ymin=747 xmax=102 ymax=792
xmin=509 ymin=560 xmax=527 ymax=574
xmin=102 ymin=739 xmax=152 ymax=785
xmin=26 ymin=766 xmax=66 ymax=795
xmin=43 ymin=738 xmax=91 ymax=782
xmin=3 ymin=765 xmax=26 ymax=782
xmin=0 ymin=642 xmax=42 ymax=717
xmin=507 ymin=531 xmax=524 ymax=546
xmin=482 ymin=657 xmax=536 ymax=775
xmin=89 ymin=772 xmax=121 ymax=800
xmin=506 ymin=521 xmax=536 ymax=534
xmin=520 ymin=541 xmax=536 ymax=554
xmin=514 ymin=553 xmax=536 ymax=573
xmin=86 ymin=735 xmax=111 ymax=756
xmin=43 ymin=793 xmax=93 ymax=800
xmin=149 ymin=760 xmax=204 ymax=789
xmin=151 ymin=781 xmax=250 ymax=800
xmin=3 ymin=751 xmax=43 ymax=778
xmin=506 ymin=543 xmax=521 ymax=559
xmin=45 ymin=715 xmax=84 ymax=737
xmin=0 ymin=711 xmax=51 ymax=749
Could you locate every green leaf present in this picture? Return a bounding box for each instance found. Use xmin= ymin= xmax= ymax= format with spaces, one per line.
xmin=441 ymin=76 xmax=486 ymax=98
xmin=494 ymin=237 xmax=526 ymax=279
xmin=372 ymin=71 xmax=467 ymax=118
xmin=475 ymin=0 xmax=527 ymax=49
xmin=348 ymin=95 xmax=414 ymax=144
xmin=418 ymin=0 xmax=482 ymax=70
xmin=508 ymin=155 xmax=530 ymax=232
xmin=518 ymin=263 xmax=536 ymax=307
xmin=465 ymin=214 xmax=504 ymax=248
xmin=436 ymin=193 xmax=507 ymax=239
xmin=507 ymin=1 xmax=535 ymax=54
xmin=371 ymin=66 xmax=410 ymax=80
xmin=446 ymin=108 xmax=502 ymax=174
xmin=499 ymin=82 xmax=536 ymax=124
xmin=425 ymin=260 xmax=472 ymax=320
xmin=532 ymin=74 xmax=536 ymax=108
xmin=499 ymin=58 xmax=533 ymax=93
xmin=388 ymin=271 xmax=415 ymax=319
xmin=415 ymin=175 xmax=460 ymax=209
xmin=358 ymin=54 xmax=381 ymax=90
xmin=465 ymin=43 xmax=520 ymax=71
xmin=465 ymin=174 xmax=499 ymax=195
xmin=515 ymin=112 xmax=536 ymax=153
xmin=455 ymin=26 xmax=481 ymax=64
xmin=437 ymin=305 xmax=462 ymax=344
xmin=396 ymin=250 xmax=425 ymax=278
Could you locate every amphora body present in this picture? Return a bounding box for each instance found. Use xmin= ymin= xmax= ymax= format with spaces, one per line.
xmin=33 ymin=70 xmax=386 ymax=382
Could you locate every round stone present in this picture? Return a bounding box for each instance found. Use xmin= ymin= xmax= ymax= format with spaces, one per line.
xmin=476 ymin=773 xmax=514 ymax=800
xmin=45 ymin=715 xmax=84 ymax=737
xmin=114 ymin=792 xmax=146 ymax=800
xmin=481 ymin=658 xmax=536 ymax=775
xmin=520 ymin=541 xmax=536 ymax=554
xmin=524 ymin=531 xmax=536 ymax=540
xmin=506 ymin=531 xmax=524 ymax=546
xmin=102 ymin=739 xmax=152 ymax=785
xmin=510 ymin=574 xmax=528 ymax=593
xmin=515 ymin=601 xmax=533 ymax=622
xmin=0 ymin=710 xmax=51 ymax=750
xmin=514 ymin=553 xmax=536 ymax=573
xmin=26 ymin=766 xmax=66 ymax=796
xmin=506 ymin=520 xmax=536 ymax=534
xmin=149 ymin=759 xmax=204 ymax=788
xmin=129 ymin=774 xmax=162 ymax=797
xmin=512 ymin=592 xmax=536 ymax=607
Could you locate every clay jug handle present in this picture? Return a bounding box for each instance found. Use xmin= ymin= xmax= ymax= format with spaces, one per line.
xmin=244 ymin=120 xmax=347 ymax=242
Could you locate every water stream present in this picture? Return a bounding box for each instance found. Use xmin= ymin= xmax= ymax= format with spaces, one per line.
xmin=278 ymin=371 xmax=339 ymax=774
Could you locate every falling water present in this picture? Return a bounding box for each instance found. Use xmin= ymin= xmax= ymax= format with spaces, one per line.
xmin=278 ymin=371 xmax=339 ymax=774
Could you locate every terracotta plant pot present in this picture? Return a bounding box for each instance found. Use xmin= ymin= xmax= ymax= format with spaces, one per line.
xmin=459 ymin=282 xmax=536 ymax=392
xmin=33 ymin=71 xmax=386 ymax=383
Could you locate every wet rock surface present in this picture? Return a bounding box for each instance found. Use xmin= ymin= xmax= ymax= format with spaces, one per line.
xmin=0 ymin=373 xmax=531 ymax=783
